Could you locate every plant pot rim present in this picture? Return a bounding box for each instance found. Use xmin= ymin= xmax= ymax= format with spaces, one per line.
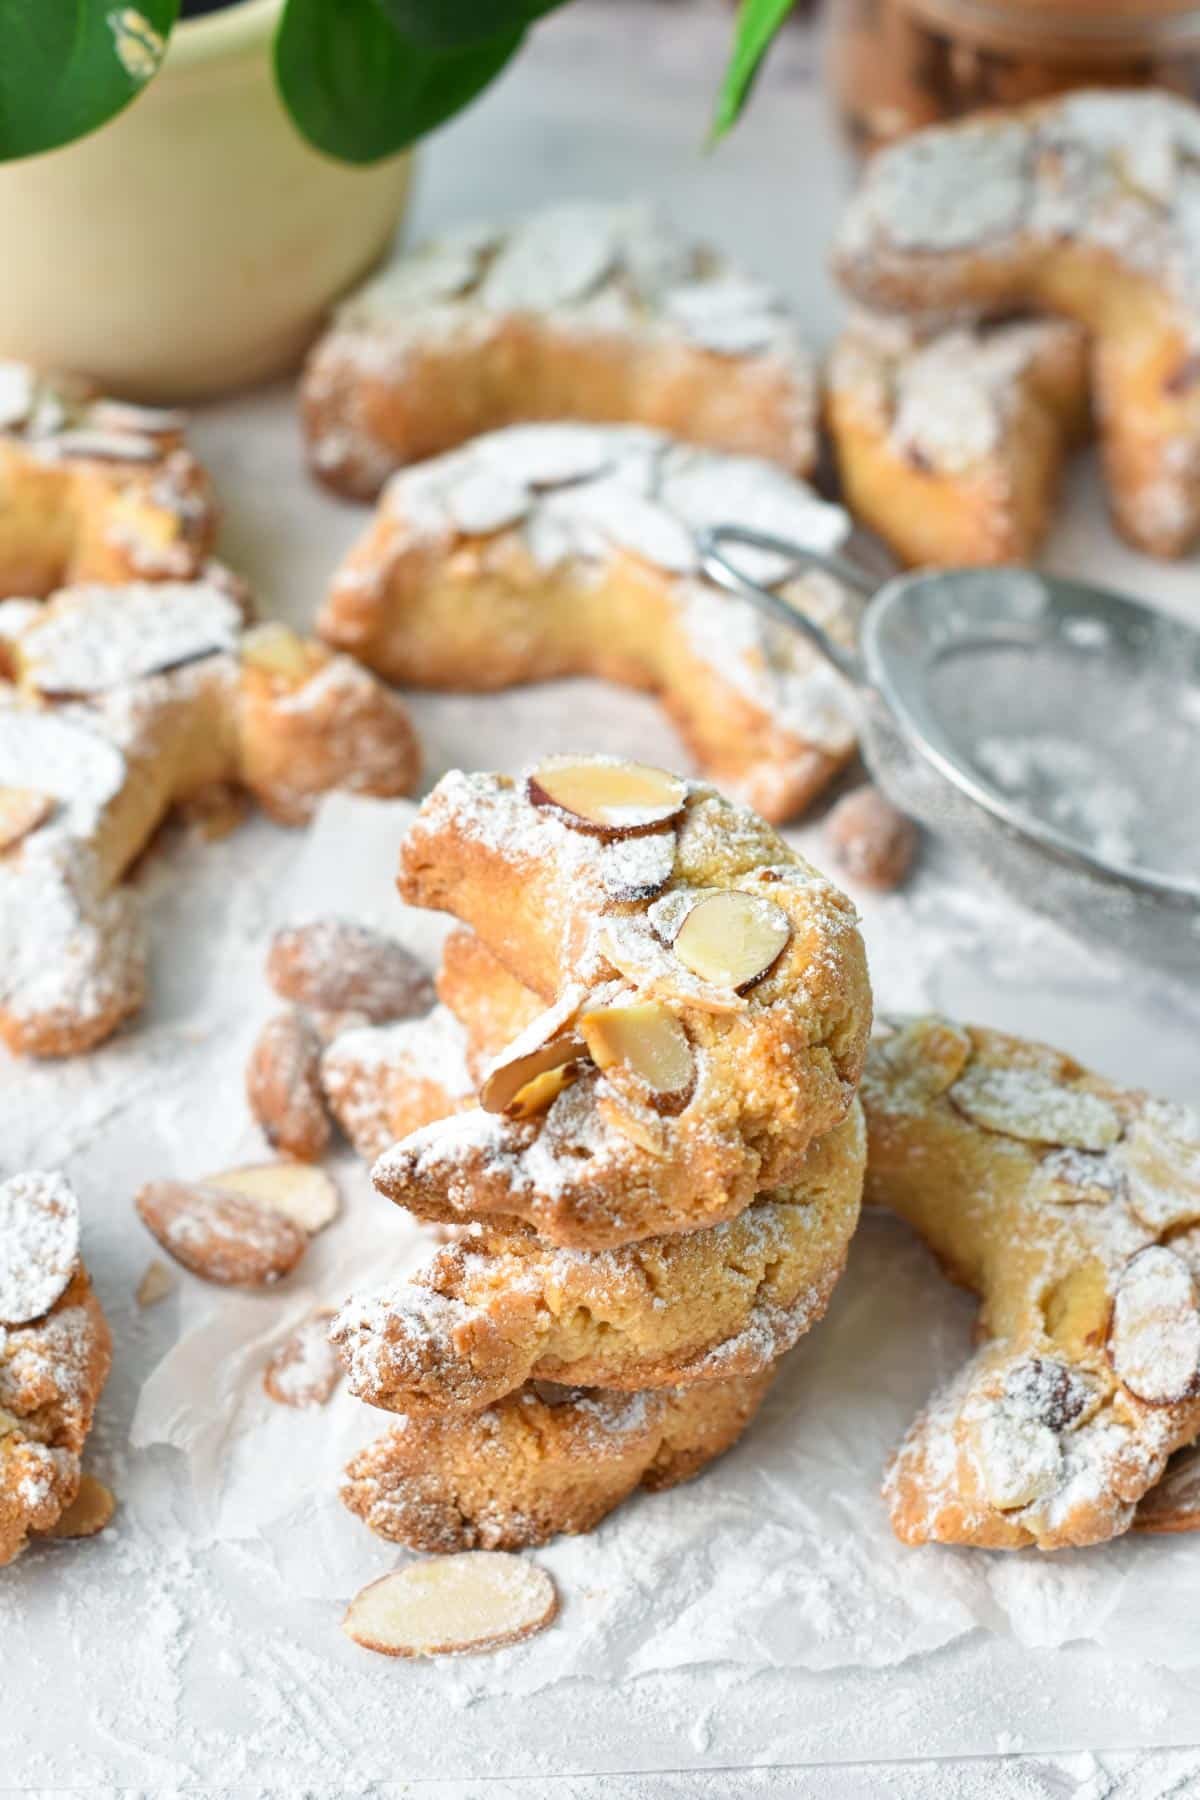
xmin=168 ymin=0 xmax=283 ymax=69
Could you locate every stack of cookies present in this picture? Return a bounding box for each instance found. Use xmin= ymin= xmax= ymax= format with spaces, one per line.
xmin=327 ymin=754 xmax=872 ymax=1550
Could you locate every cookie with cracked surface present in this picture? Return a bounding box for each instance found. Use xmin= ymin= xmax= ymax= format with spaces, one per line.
xmin=319 ymin=423 xmax=860 ymax=824
xmin=0 ymin=362 xmax=217 ymax=597
xmin=302 ymin=201 xmax=818 ymax=500
xmin=340 ymin=1365 xmax=775 ymax=1551
xmin=863 ymin=1014 xmax=1200 ymax=1550
xmin=827 ymin=313 xmax=1090 ymax=568
xmin=0 ymin=584 xmax=420 ymax=1057
xmin=0 ymin=1172 xmax=112 ymax=1566
xmin=373 ymin=760 xmax=870 ymax=1246
xmin=834 ymin=91 xmax=1200 ymax=557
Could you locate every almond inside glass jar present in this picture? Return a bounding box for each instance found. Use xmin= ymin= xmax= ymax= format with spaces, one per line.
xmin=829 ymin=0 xmax=1200 ymax=152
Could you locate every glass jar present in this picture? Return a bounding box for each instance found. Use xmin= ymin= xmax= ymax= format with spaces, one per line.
xmin=829 ymin=0 xmax=1200 ymax=153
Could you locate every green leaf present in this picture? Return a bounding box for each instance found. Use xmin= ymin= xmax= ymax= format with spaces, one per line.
xmin=276 ymin=0 xmax=525 ymax=164
xmin=373 ymin=0 xmax=567 ymax=50
xmin=0 ymin=0 xmax=178 ymax=162
xmin=710 ymin=0 xmax=794 ymax=143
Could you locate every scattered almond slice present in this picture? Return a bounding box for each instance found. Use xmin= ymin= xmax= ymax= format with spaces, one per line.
xmin=527 ymin=754 xmax=687 ymax=838
xmin=672 ymin=890 xmax=791 ymax=993
xmin=205 ymin=1161 xmax=341 ymax=1235
xmin=600 ymin=917 xmax=745 ymax=1015
xmin=246 ymin=1010 xmax=331 ymax=1162
xmin=479 ymin=996 xmax=588 ymax=1115
xmin=343 ymin=1553 xmax=558 ymax=1658
xmin=0 ymin=1170 xmax=80 ymax=1326
xmin=267 ymin=918 xmax=435 ymax=1023
xmin=44 ymin=1474 xmax=116 ymax=1540
xmin=264 ymin=1312 xmax=342 ymax=1408
xmin=580 ymin=1002 xmax=693 ymax=1110
xmin=1109 ymin=1245 xmax=1200 ymax=1405
xmin=135 ymin=1258 xmax=176 ymax=1308
xmin=949 ymin=1063 xmax=1122 ymax=1151
xmin=0 ymin=785 xmax=54 ymax=851
xmin=866 ymin=1016 xmax=972 ymax=1112
xmin=1118 ymin=1105 xmax=1200 ymax=1233
xmin=135 ymin=1180 xmax=309 ymax=1287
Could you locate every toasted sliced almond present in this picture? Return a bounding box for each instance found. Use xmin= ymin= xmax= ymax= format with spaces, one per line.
xmin=267 ymin=918 xmax=435 ymax=1023
xmin=672 ymin=890 xmax=791 ymax=992
xmin=0 ymin=785 xmax=54 ymax=851
xmin=239 ymin=621 xmax=315 ymax=681
xmin=600 ymin=916 xmax=746 ymax=1015
xmin=343 ymin=1553 xmax=558 ymax=1658
xmin=246 ymin=1010 xmax=331 ymax=1162
xmin=949 ymin=1064 xmax=1122 ymax=1151
xmin=135 ymin=1180 xmax=309 ymax=1287
xmin=505 ymin=1060 xmax=581 ymax=1120
xmin=479 ymin=997 xmax=588 ymax=1116
xmin=527 ymin=754 xmax=687 ymax=838
xmin=0 ymin=1171 xmax=79 ymax=1326
xmin=968 ymin=1410 xmax=1062 ymax=1511
xmin=135 ymin=1258 xmax=176 ymax=1308
xmin=580 ymin=1002 xmax=693 ymax=1108
xmin=264 ymin=1312 xmax=342 ymax=1408
xmin=44 ymin=1474 xmax=116 ymax=1540
xmin=1109 ymin=1246 xmax=1200 ymax=1406
xmin=865 ymin=1016 xmax=972 ymax=1113
xmin=205 ymin=1161 xmax=341 ymax=1235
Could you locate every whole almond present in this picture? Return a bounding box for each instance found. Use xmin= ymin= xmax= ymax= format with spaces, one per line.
xmin=135 ymin=1180 xmax=308 ymax=1287
xmin=824 ymin=785 xmax=918 ymax=891
xmin=267 ymin=918 xmax=435 ymax=1023
xmin=246 ymin=1009 xmax=331 ymax=1161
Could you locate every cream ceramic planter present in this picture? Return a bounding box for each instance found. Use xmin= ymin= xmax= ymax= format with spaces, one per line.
xmin=0 ymin=0 xmax=413 ymax=400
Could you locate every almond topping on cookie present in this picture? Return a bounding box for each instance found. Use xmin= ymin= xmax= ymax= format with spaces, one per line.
xmin=205 ymin=1161 xmax=341 ymax=1235
xmin=135 ymin=1258 xmax=176 ymax=1307
xmin=479 ymin=1012 xmax=586 ymax=1117
xmin=246 ymin=1010 xmax=331 ymax=1162
xmin=527 ymin=754 xmax=687 ymax=837
xmin=866 ymin=1016 xmax=972 ymax=1111
xmin=580 ymin=1002 xmax=693 ymax=1106
xmin=239 ymin=621 xmax=314 ymax=681
xmin=264 ymin=1311 xmax=342 ymax=1408
xmin=135 ymin=1180 xmax=309 ymax=1287
xmin=968 ymin=1410 xmax=1063 ymax=1511
xmin=0 ymin=785 xmax=54 ymax=851
xmin=0 ymin=1171 xmax=80 ymax=1326
xmin=1109 ymin=1246 xmax=1200 ymax=1406
xmin=342 ymin=1553 xmax=558 ymax=1658
xmin=948 ymin=1064 xmax=1122 ymax=1151
xmin=44 ymin=1474 xmax=116 ymax=1540
xmin=600 ymin=915 xmax=747 ymax=1014
xmin=267 ymin=918 xmax=435 ymax=1023
xmin=1118 ymin=1105 xmax=1200 ymax=1233
xmin=672 ymin=891 xmax=791 ymax=992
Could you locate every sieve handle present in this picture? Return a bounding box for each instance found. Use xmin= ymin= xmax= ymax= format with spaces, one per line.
xmin=698 ymin=524 xmax=872 ymax=688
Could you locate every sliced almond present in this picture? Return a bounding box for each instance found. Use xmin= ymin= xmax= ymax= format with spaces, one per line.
xmin=505 ymin=1059 xmax=581 ymax=1120
xmin=267 ymin=918 xmax=435 ymax=1024
xmin=1118 ymin=1104 xmax=1200 ymax=1234
xmin=264 ymin=1312 xmax=342 ymax=1409
xmin=0 ymin=785 xmax=54 ymax=851
xmin=1108 ymin=1245 xmax=1200 ymax=1406
xmin=135 ymin=1180 xmax=309 ymax=1287
xmin=479 ymin=996 xmax=588 ymax=1116
xmin=44 ymin=1474 xmax=116 ymax=1540
xmin=204 ymin=1162 xmax=341 ymax=1235
xmin=598 ymin=830 xmax=676 ymax=902
xmin=968 ymin=1410 xmax=1062 ymax=1511
xmin=0 ymin=1171 xmax=79 ymax=1326
xmin=343 ymin=1553 xmax=558 ymax=1658
xmin=0 ymin=1407 xmax=20 ymax=1440
xmin=580 ymin=1002 xmax=693 ymax=1110
xmin=239 ymin=621 xmax=315 ymax=681
xmin=672 ymin=890 xmax=791 ymax=993
xmin=949 ymin=1064 xmax=1122 ymax=1152
xmin=1031 ymin=1147 xmax=1124 ymax=1208
xmin=600 ymin=917 xmax=746 ymax=1015
xmin=597 ymin=1087 xmax=669 ymax=1155
xmin=246 ymin=1010 xmax=331 ymax=1162
xmin=864 ymin=1016 xmax=972 ymax=1113
xmin=527 ymin=754 xmax=687 ymax=838
xmin=135 ymin=1258 xmax=176 ymax=1308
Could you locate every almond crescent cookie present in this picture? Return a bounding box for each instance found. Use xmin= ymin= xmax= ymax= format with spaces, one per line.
xmin=373 ymin=760 xmax=871 ymax=1246
xmin=862 ymin=1015 xmax=1200 ymax=1550
xmin=329 ymin=928 xmax=864 ymax=1410
xmin=0 ymin=362 xmax=217 ymax=596
xmin=834 ymin=91 xmax=1200 ymax=557
xmin=340 ymin=1366 xmax=775 ymax=1552
xmin=0 ymin=584 xmax=420 ymax=1057
xmin=319 ymin=424 xmax=860 ymax=823
xmin=1 ymin=1172 xmax=112 ymax=1565
xmin=827 ymin=314 xmax=1090 ymax=567
xmin=301 ymin=201 xmax=818 ymax=500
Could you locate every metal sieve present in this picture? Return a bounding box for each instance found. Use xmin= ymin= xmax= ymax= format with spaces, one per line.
xmin=699 ymin=526 xmax=1200 ymax=974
